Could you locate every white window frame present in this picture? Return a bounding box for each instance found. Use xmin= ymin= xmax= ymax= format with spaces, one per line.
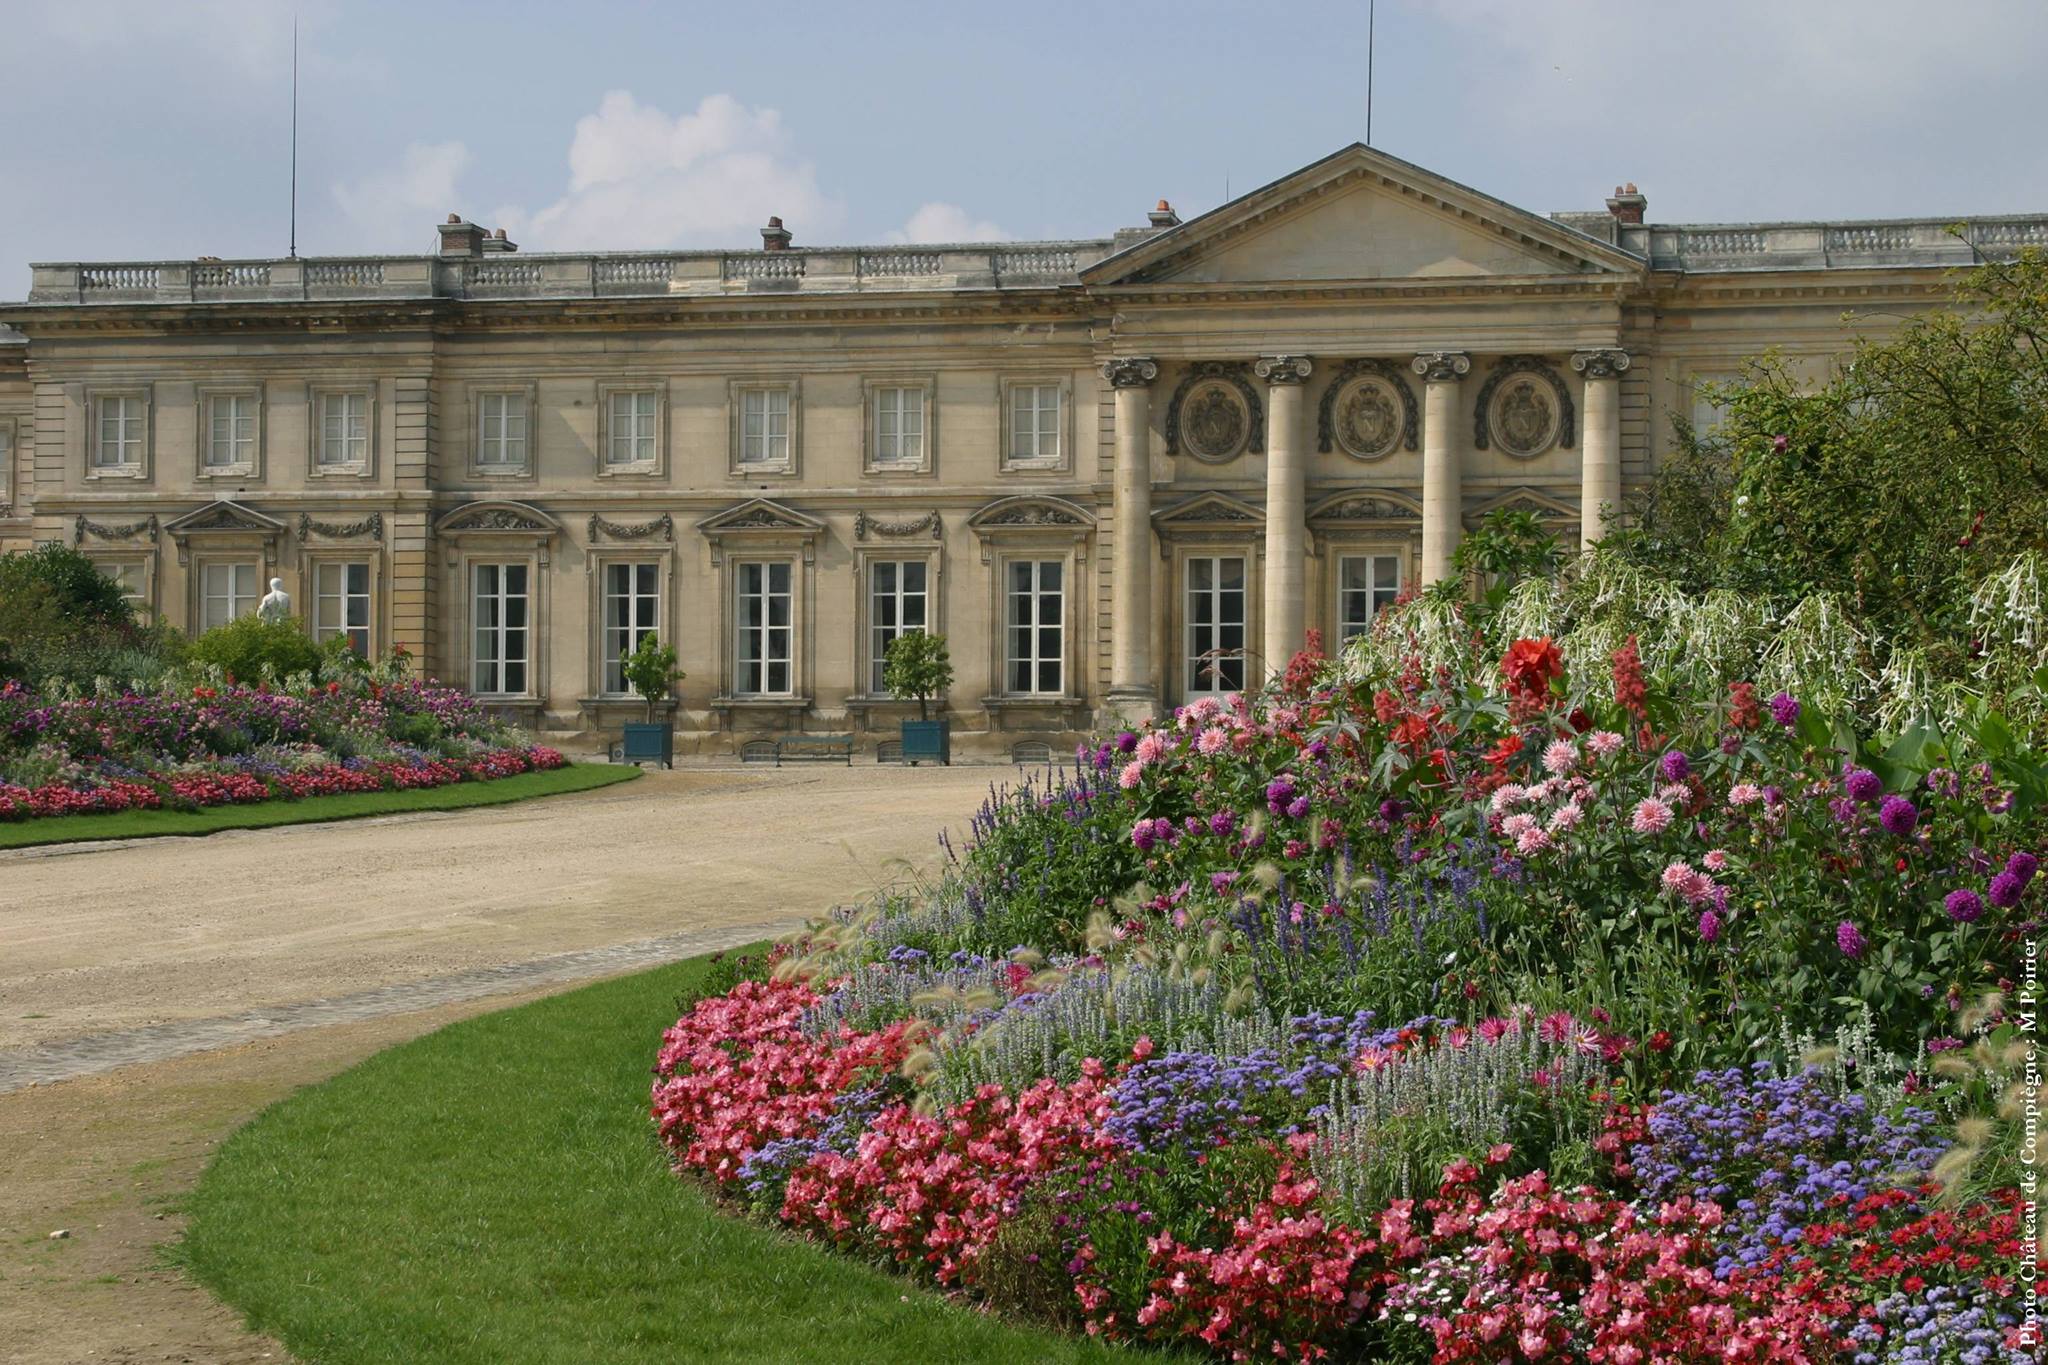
xmin=1002 ymin=556 xmax=1066 ymax=698
xmin=1000 ymin=377 xmax=1070 ymax=472
xmin=470 ymin=560 xmax=534 ymax=697
xmin=89 ymin=389 xmax=150 ymax=478
xmin=197 ymin=559 xmax=262 ymax=631
xmin=866 ymin=557 xmax=932 ymax=696
xmin=1336 ymin=552 xmax=1404 ymax=643
xmin=198 ymin=386 xmax=262 ymax=478
xmin=1183 ymin=553 xmax=1250 ymax=698
xmin=730 ymin=381 xmax=799 ymax=476
xmin=863 ymin=377 xmax=936 ymax=475
xmin=310 ymin=386 xmax=374 ymax=477
xmin=597 ymin=381 xmax=665 ymax=476
xmin=600 ymin=559 xmax=663 ymax=697
xmin=90 ymin=554 xmax=154 ymax=615
xmin=732 ymin=558 xmax=796 ymax=697
xmin=312 ymin=559 xmax=374 ymax=657
xmin=472 ymin=385 xmax=535 ymax=477
xmin=1688 ymin=369 xmax=1742 ymax=435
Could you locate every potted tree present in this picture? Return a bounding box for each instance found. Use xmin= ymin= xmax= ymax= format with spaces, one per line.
xmin=882 ymin=630 xmax=953 ymax=766
xmin=619 ymin=632 xmax=681 ymax=769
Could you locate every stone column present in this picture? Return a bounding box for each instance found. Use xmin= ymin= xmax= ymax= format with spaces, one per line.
xmin=1101 ymin=357 xmax=1160 ymax=719
xmin=1571 ymin=349 xmax=1631 ymax=550
xmin=1412 ymin=351 xmax=1471 ymax=584
xmin=1254 ymin=355 xmax=1313 ymax=675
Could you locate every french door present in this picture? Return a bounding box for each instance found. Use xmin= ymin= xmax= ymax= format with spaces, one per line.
xmin=1184 ymin=555 xmax=1247 ymax=698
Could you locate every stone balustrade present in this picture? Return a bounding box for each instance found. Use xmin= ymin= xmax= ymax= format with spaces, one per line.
xmin=1620 ymin=215 xmax=2048 ymax=271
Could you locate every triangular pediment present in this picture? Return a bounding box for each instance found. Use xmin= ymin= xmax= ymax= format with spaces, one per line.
xmin=1084 ymin=144 xmax=1644 ymax=288
xmin=164 ymin=499 xmax=287 ymax=538
xmin=436 ymin=500 xmax=561 ymax=536
xmin=1467 ymin=486 xmax=1579 ymax=526
xmin=696 ymin=498 xmax=824 ymax=535
xmin=1152 ymin=491 xmax=1264 ymax=527
xmin=1308 ymin=488 xmax=1423 ymax=523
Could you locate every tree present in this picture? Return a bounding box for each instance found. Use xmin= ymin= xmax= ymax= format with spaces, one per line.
xmin=882 ymin=630 xmax=953 ymax=722
xmin=621 ymin=632 xmax=681 ymax=723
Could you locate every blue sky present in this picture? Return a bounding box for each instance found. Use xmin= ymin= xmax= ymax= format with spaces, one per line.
xmin=6 ymin=0 xmax=2046 ymax=289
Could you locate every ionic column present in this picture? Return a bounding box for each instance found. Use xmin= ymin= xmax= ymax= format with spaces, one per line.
xmin=1412 ymin=351 xmax=1471 ymax=584
xmin=1254 ymin=354 xmax=1313 ymax=675
xmin=1101 ymin=357 xmax=1160 ymax=718
xmin=1571 ymin=349 xmax=1631 ymax=550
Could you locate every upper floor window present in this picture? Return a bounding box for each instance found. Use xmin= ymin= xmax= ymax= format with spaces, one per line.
xmin=203 ymin=392 xmax=259 ymax=473
xmin=477 ymin=392 xmax=529 ymax=471
xmin=606 ymin=389 xmax=659 ymax=468
xmin=740 ymin=388 xmax=789 ymax=466
xmin=867 ymin=380 xmax=932 ymax=473
xmin=1007 ymin=382 xmax=1064 ymax=467
xmin=93 ymin=394 xmax=146 ymax=471
xmin=315 ymin=391 xmax=371 ymax=471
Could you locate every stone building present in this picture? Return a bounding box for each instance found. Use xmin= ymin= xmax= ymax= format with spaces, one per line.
xmin=0 ymin=144 xmax=2039 ymax=755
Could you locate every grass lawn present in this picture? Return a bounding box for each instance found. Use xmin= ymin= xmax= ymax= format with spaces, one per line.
xmin=178 ymin=950 xmax=1145 ymax=1365
xmin=0 ymin=763 xmax=640 ymax=850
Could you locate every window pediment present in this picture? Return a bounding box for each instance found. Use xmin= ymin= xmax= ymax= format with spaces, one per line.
xmin=697 ymin=498 xmax=824 ymax=565
xmin=1307 ymin=489 xmax=1423 ymax=526
xmin=967 ymin=495 xmax=1094 ymax=565
xmin=1466 ymin=486 xmax=1579 ymax=529
xmin=436 ymin=500 xmax=562 ymax=537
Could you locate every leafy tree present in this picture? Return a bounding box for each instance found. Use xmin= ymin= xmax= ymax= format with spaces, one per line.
xmin=882 ymin=630 xmax=954 ymax=722
xmin=621 ymin=632 xmax=681 ymax=723
xmin=188 ymin=614 xmax=325 ymax=684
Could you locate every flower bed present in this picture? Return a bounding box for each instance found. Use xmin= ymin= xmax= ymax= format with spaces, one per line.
xmin=0 ymin=676 xmax=564 ymax=822
xmin=650 ymin=608 xmax=2043 ymax=1361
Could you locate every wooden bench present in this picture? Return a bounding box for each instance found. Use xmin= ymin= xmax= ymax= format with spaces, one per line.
xmin=775 ymin=734 xmax=854 ymax=766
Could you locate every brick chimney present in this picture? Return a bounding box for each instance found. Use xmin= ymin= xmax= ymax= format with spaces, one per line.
xmin=760 ymin=215 xmax=793 ymax=251
xmin=1148 ymin=199 xmax=1181 ymax=229
xmin=479 ymin=226 xmax=519 ymax=254
xmin=1605 ymin=183 xmax=1647 ymax=225
xmin=437 ymin=213 xmax=487 ymax=257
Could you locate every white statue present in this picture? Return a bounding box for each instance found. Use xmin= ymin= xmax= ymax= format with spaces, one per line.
xmin=256 ymin=577 xmax=292 ymax=623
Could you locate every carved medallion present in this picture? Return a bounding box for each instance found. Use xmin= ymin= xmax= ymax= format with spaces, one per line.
xmin=1489 ymin=376 xmax=1559 ymax=458
xmin=1334 ymin=378 xmax=1404 ymax=461
xmin=1183 ymin=383 xmax=1248 ymax=463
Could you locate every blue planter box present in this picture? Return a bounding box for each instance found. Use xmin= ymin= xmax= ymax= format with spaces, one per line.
xmin=900 ymin=719 xmax=951 ymax=766
xmin=620 ymin=721 xmax=674 ymax=769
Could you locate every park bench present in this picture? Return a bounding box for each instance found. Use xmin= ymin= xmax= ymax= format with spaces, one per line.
xmin=774 ymin=733 xmax=854 ymax=766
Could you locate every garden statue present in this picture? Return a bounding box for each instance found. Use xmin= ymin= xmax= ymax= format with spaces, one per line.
xmin=256 ymin=577 xmax=291 ymax=623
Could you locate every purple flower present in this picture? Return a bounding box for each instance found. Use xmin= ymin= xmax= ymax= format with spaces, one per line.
xmin=1844 ymin=767 xmax=1883 ymax=804
xmin=1207 ymin=809 xmax=1237 ymax=837
xmin=1943 ymin=889 xmax=1984 ymax=923
xmin=1660 ymin=750 xmax=1692 ymax=782
xmin=1698 ymin=909 xmax=1723 ymax=943
xmin=1989 ymin=870 xmax=2024 ymax=908
xmin=1115 ymin=730 xmax=1138 ymax=754
xmin=1285 ymin=795 xmax=1311 ymax=820
xmin=1828 ymin=796 xmax=1858 ymax=826
xmin=1835 ymin=921 xmax=1867 ymax=958
xmin=1264 ymin=777 xmax=1296 ymax=815
xmin=1768 ymin=692 xmax=1800 ymax=727
xmin=1878 ymin=795 xmax=1918 ymax=836
xmin=2008 ymin=850 xmax=2039 ymax=887
xmin=1378 ymin=798 xmax=1405 ymax=822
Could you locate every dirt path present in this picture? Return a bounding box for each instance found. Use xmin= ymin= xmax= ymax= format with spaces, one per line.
xmin=0 ymin=764 xmax=1001 ymax=1364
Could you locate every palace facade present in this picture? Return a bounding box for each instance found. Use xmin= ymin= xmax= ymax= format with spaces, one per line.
xmin=1 ymin=144 xmax=2039 ymax=755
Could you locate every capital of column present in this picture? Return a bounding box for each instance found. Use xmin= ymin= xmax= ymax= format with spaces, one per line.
xmin=1253 ymin=354 xmax=1314 ymax=385
xmin=1411 ymin=350 xmax=1472 ymax=383
xmin=1099 ymin=356 xmax=1160 ymax=389
xmin=1570 ymin=349 xmax=1632 ymax=381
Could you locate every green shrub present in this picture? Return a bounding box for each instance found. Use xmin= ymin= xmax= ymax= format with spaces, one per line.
xmin=188 ymin=615 xmax=325 ymax=685
xmin=621 ymin=632 xmax=681 ymax=722
xmin=882 ymin=630 xmax=954 ymax=721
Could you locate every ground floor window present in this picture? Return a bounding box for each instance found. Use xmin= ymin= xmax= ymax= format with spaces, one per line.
xmin=472 ymin=562 xmax=530 ymax=695
xmin=1185 ymin=555 xmax=1247 ymax=696
xmin=1338 ymin=553 xmax=1403 ymax=642
xmin=199 ymin=561 xmax=259 ymax=631
xmin=868 ymin=559 xmax=929 ymax=694
xmin=603 ymin=562 xmax=661 ymax=695
xmin=314 ymin=561 xmax=372 ymax=656
xmin=93 ymin=559 xmax=149 ymax=610
xmin=1005 ymin=558 xmax=1063 ymax=695
xmin=734 ymin=561 xmax=793 ymax=695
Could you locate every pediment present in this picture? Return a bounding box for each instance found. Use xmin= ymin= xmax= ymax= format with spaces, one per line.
xmin=966 ymin=495 xmax=1096 ymax=531
xmin=1467 ymin=486 xmax=1579 ymax=526
xmin=164 ymin=499 xmax=287 ymax=538
xmin=1152 ymin=491 xmax=1264 ymax=526
xmin=1083 ymin=144 xmax=1643 ymax=288
xmin=695 ymin=498 xmax=825 ymax=535
xmin=1308 ymin=488 xmax=1423 ymax=523
xmin=436 ymin=500 xmax=561 ymax=536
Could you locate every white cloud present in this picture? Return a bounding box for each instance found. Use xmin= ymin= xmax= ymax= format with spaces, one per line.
xmin=492 ymin=92 xmax=840 ymax=251
xmin=883 ymin=203 xmax=1012 ymax=245
xmin=330 ymin=141 xmax=472 ymax=251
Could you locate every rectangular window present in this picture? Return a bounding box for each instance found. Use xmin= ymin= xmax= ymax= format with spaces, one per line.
xmin=200 ymin=562 xmax=259 ymax=631
xmin=1185 ymin=556 xmax=1248 ymax=696
xmin=317 ymin=392 xmax=369 ymax=468
xmin=472 ymin=562 xmax=530 ymax=695
xmin=868 ymin=559 xmax=930 ymax=694
xmin=477 ymin=392 xmax=528 ymax=469
xmin=734 ymin=561 xmax=793 ymax=696
xmin=205 ymin=393 xmax=256 ymax=470
xmin=1009 ymin=384 xmax=1062 ymax=464
xmin=872 ymin=386 xmax=924 ymax=466
xmin=94 ymin=395 xmax=144 ymax=468
xmin=0 ymin=425 xmax=12 ymax=503
xmin=1338 ymin=554 xmax=1403 ymax=642
xmin=607 ymin=390 xmax=658 ymax=466
xmin=602 ymin=562 xmax=661 ymax=695
xmin=314 ymin=562 xmax=372 ymax=656
xmin=739 ymin=388 xmax=790 ymax=465
xmin=95 ymin=560 xmax=146 ymax=609
xmin=1005 ymin=558 xmax=1063 ymax=696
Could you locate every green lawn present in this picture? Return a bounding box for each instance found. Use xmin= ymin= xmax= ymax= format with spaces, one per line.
xmin=179 ymin=950 xmax=1142 ymax=1365
xmin=0 ymin=763 xmax=640 ymax=850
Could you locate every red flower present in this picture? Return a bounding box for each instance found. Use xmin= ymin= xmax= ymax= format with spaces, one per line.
xmin=1499 ymin=637 xmax=1563 ymax=707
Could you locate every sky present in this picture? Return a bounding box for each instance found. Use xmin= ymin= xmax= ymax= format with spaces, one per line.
xmin=5 ymin=0 xmax=2047 ymax=292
